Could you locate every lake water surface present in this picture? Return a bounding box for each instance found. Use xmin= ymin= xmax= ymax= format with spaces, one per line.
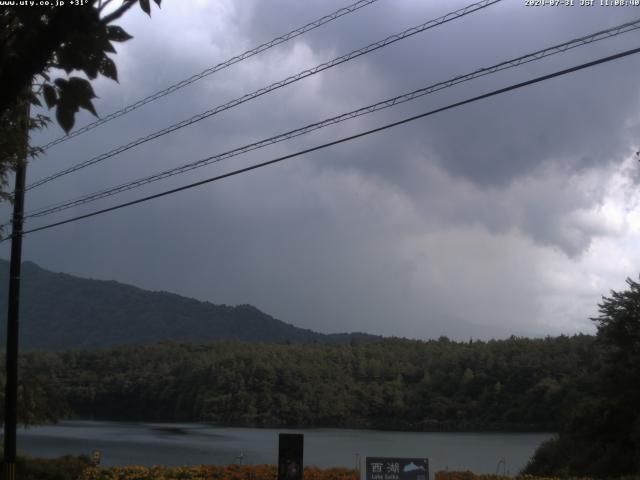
xmin=18 ymin=421 xmax=552 ymax=476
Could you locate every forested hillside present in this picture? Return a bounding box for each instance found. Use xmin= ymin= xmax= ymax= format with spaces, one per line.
xmin=0 ymin=260 xmax=378 ymax=349
xmin=5 ymin=335 xmax=594 ymax=431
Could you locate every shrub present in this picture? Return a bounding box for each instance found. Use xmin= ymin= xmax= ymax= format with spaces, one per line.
xmin=16 ymin=455 xmax=92 ymax=480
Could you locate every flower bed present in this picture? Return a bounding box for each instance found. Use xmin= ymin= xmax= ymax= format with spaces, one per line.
xmin=71 ymin=464 xmax=640 ymax=480
xmin=79 ymin=464 xmax=359 ymax=480
xmin=434 ymin=471 xmax=640 ymax=480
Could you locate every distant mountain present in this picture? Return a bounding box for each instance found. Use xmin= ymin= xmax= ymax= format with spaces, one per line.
xmin=0 ymin=260 xmax=380 ymax=350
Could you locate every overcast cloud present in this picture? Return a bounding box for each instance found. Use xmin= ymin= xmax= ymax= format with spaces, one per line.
xmin=2 ymin=0 xmax=640 ymax=339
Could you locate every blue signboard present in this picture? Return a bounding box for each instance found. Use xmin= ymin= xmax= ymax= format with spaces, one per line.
xmin=365 ymin=457 xmax=429 ymax=480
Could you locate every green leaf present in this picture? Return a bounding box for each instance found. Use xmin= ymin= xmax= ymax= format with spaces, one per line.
xmin=67 ymin=77 xmax=96 ymax=100
xmin=103 ymin=40 xmax=117 ymax=54
xmin=69 ymin=78 xmax=98 ymax=117
xmin=139 ymin=0 xmax=150 ymax=16
xmin=79 ymin=98 xmax=98 ymax=118
xmin=106 ymin=26 xmax=133 ymax=43
xmin=55 ymin=45 xmax=83 ymax=74
xmin=42 ymin=84 xmax=57 ymax=109
xmin=83 ymin=55 xmax=100 ymax=79
xmin=56 ymin=105 xmax=75 ymax=134
xmin=55 ymin=77 xmax=99 ymax=128
xmin=98 ymin=57 xmax=118 ymax=82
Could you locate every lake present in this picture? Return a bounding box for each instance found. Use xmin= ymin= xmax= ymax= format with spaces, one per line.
xmin=18 ymin=421 xmax=552 ymax=476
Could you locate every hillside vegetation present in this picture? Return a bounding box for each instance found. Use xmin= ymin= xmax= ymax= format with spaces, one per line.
xmin=0 ymin=260 xmax=378 ymax=349
xmin=3 ymin=335 xmax=593 ymax=431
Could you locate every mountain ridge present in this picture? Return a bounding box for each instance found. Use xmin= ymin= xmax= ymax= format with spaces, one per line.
xmin=0 ymin=259 xmax=380 ymax=349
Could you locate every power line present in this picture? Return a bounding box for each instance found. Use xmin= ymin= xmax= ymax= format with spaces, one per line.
xmin=20 ymin=17 xmax=640 ymax=221
xmin=37 ymin=0 xmax=383 ymax=152
xmin=26 ymin=0 xmax=502 ymax=191
xmin=12 ymin=45 xmax=640 ymax=239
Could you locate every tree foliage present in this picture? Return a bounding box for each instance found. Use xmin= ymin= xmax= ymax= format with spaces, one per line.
xmin=0 ymin=90 xmax=48 ymax=204
xmin=0 ymin=0 xmax=161 ymax=201
xmin=524 ymin=277 xmax=640 ymax=477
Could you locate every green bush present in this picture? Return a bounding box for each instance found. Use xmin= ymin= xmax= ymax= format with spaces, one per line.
xmin=16 ymin=454 xmax=92 ymax=480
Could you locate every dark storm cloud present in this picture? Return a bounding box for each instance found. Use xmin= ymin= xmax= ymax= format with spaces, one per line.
xmin=244 ymin=0 xmax=640 ymax=186
xmin=4 ymin=0 xmax=640 ymax=339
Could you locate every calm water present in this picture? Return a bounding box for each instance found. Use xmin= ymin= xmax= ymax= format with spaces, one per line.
xmin=18 ymin=421 xmax=552 ymax=476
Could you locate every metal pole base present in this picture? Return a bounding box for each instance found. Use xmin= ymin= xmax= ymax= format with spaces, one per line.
xmin=3 ymin=462 xmax=16 ymax=480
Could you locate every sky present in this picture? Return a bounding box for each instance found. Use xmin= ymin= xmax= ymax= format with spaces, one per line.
xmin=2 ymin=0 xmax=640 ymax=340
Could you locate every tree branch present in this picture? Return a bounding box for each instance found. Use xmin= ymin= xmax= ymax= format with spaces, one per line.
xmin=100 ymin=0 xmax=136 ymax=25
xmin=98 ymin=0 xmax=116 ymax=14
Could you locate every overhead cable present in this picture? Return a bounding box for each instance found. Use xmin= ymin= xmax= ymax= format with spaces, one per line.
xmin=26 ymin=0 xmax=502 ymax=191
xmin=21 ymin=17 xmax=640 ymax=221
xmin=38 ymin=0 xmax=383 ymax=151
xmin=12 ymin=45 xmax=640 ymax=239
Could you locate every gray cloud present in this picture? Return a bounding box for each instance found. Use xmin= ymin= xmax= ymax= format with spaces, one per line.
xmin=3 ymin=0 xmax=640 ymax=340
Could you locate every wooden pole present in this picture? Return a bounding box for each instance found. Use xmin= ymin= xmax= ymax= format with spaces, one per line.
xmin=3 ymin=97 xmax=30 ymax=480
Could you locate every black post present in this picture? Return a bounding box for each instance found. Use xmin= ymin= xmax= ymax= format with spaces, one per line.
xmin=278 ymin=433 xmax=303 ymax=480
xmin=3 ymin=100 xmax=29 ymax=480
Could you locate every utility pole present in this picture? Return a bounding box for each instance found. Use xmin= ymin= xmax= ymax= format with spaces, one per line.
xmin=3 ymin=97 xmax=30 ymax=480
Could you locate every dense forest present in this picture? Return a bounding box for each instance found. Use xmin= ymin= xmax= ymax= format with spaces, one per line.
xmin=523 ymin=278 xmax=640 ymax=477
xmin=2 ymin=334 xmax=594 ymax=431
